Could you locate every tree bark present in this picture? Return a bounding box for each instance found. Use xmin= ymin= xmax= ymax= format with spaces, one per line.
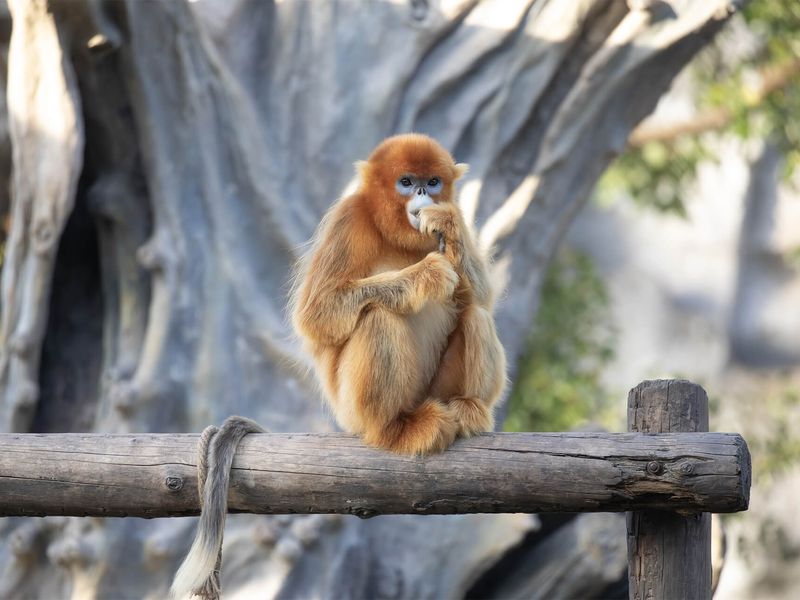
xmin=0 ymin=1 xmax=742 ymax=598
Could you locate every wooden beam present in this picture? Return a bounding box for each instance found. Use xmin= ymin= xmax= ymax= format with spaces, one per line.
xmin=0 ymin=431 xmax=750 ymax=519
xmin=627 ymin=380 xmax=717 ymax=600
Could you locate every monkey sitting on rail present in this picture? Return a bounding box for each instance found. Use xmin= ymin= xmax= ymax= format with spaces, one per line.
xmin=291 ymin=133 xmax=506 ymax=454
xmin=171 ymin=135 xmax=507 ymax=599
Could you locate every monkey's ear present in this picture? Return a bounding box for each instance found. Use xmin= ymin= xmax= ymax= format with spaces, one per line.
xmin=354 ymin=160 xmax=369 ymax=179
xmin=454 ymin=163 xmax=469 ymax=180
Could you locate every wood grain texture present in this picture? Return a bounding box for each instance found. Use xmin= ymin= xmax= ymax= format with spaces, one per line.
xmin=0 ymin=430 xmax=749 ymax=518
xmin=627 ymin=380 xmax=721 ymax=600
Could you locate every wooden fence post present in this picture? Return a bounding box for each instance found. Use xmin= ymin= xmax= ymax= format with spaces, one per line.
xmin=627 ymin=380 xmax=712 ymax=600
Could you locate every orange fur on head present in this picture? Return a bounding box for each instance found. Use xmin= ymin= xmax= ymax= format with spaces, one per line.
xmin=292 ymin=133 xmax=505 ymax=454
xmin=358 ymin=134 xmax=467 ymax=253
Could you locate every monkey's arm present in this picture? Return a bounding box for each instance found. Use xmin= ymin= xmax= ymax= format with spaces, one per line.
xmin=293 ymin=252 xmax=457 ymax=347
xmin=419 ymin=203 xmax=493 ymax=308
xmin=457 ymin=231 xmax=494 ymax=308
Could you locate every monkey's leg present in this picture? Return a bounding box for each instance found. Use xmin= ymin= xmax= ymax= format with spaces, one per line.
xmin=429 ymin=305 xmax=506 ymax=437
xmin=338 ymin=307 xmax=458 ymax=454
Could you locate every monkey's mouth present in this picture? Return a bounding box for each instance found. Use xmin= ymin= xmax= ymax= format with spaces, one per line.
xmin=407 ymin=211 xmax=421 ymax=230
xmin=405 ymin=195 xmax=433 ymax=231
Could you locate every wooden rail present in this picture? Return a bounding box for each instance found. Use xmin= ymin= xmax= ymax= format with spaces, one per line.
xmin=0 ymin=379 xmax=751 ymax=600
xmin=0 ymin=430 xmax=749 ymax=519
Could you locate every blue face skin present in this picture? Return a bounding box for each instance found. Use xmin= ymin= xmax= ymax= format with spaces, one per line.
xmin=397 ymin=174 xmax=443 ymax=230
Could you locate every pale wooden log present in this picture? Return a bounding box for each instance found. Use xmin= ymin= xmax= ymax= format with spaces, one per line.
xmin=627 ymin=380 xmax=722 ymax=600
xmin=0 ymin=431 xmax=749 ymax=518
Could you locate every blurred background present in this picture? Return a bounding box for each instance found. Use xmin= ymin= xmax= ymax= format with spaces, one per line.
xmin=0 ymin=0 xmax=797 ymax=598
xmin=507 ymin=1 xmax=800 ymax=596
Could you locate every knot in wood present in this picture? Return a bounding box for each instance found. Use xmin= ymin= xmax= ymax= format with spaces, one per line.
xmin=351 ymin=507 xmax=378 ymax=519
xmin=680 ymin=462 xmax=695 ymax=475
xmin=646 ymin=460 xmax=663 ymax=475
xmin=412 ymin=500 xmax=432 ymax=512
xmin=164 ymin=476 xmax=184 ymax=492
xmin=33 ymin=221 xmax=55 ymax=255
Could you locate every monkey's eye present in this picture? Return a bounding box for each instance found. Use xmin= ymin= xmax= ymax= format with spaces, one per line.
xmin=428 ymin=177 xmax=440 ymax=187
xmin=399 ymin=177 xmax=413 ymax=188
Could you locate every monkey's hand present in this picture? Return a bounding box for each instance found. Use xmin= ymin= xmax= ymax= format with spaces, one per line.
xmin=418 ymin=202 xmax=495 ymax=309
xmin=409 ymin=252 xmax=459 ymax=306
xmin=418 ymin=203 xmax=464 ymax=266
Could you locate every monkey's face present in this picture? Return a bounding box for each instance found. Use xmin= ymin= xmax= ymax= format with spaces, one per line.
xmin=396 ymin=174 xmax=443 ymax=230
xmin=361 ymin=134 xmax=466 ymax=251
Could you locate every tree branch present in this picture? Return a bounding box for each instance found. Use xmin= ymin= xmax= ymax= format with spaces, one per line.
xmin=628 ymin=57 xmax=800 ymax=146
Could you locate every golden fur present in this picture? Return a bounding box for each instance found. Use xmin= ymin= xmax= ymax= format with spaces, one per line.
xmin=291 ymin=134 xmax=506 ymax=454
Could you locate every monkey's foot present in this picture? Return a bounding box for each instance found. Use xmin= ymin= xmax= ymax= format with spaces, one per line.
xmin=447 ymin=396 xmax=494 ymax=438
xmin=364 ymin=398 xmax=458 ymax=455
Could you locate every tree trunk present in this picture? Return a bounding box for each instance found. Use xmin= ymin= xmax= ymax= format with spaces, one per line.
xmin=729 ymin=141 xmax=800 ymax=366
xmin=0 ymin=0 xmax=740 ymax=598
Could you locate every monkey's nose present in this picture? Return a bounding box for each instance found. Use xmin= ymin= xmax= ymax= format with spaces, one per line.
xmin=417 ymin=187 xmax=426 ymax=196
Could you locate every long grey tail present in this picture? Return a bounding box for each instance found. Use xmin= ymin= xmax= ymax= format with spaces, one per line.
xmin=170 ymin=416 xmax=265 ymax=599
